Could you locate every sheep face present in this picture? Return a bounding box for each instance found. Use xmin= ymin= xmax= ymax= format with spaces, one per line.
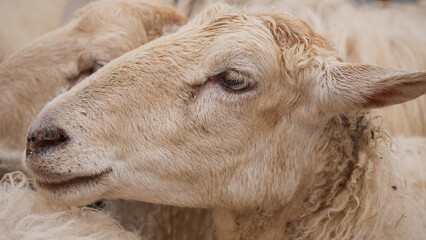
xmin=0 ymin=0 xmax=186 ymax=172
xmin=25 ymin=4 xmax=426 ymax=207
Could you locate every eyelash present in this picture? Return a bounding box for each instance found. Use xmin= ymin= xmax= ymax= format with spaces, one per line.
xmin=213 ymin=70 xmax=255 ymax=93
xmin=188 ymin=70 xmax=257 ymax=101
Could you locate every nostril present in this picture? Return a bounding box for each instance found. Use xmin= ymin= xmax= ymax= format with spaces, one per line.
xmin=26 ymin=128 xmax=69 ymax=155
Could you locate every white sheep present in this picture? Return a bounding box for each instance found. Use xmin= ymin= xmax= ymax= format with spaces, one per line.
xmin=1 ymin=1 xmax=425 ymax=239
xmin=23 ymin=3 xmax=426 ymax=239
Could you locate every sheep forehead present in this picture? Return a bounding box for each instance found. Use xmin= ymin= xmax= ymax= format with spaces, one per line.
xmin=194 ymin=4 xmax=322 ymax=43
xmin=182 ymin=6 xmax=331 ymax=75
xmin=124 ymin=13 xmax=279 ymax=80
xmin=203 ymin=32 xmax=279 ymax=80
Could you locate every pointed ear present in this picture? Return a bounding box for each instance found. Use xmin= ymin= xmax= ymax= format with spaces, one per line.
xmin=324 ymin=63 xmax=426 ymax=113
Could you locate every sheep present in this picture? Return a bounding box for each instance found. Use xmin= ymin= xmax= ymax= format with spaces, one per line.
xmin=2 ymin=0 xmax=424 ymax=238
xmin=23 ymin=3 xmax=426 ymax=239
xmin=0 ymin=171 xmax=140 ymax=240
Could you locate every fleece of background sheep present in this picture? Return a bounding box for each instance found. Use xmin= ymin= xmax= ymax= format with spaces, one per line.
xmin=0 ymin=172 xmax=139 ymax=240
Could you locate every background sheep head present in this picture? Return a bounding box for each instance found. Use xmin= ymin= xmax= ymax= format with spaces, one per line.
xmin=25 ymin=4 xmax=426 ymax=209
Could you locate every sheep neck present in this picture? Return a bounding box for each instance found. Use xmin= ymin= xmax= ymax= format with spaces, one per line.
xmin=213 ymin=113 xmax=396 ymax=240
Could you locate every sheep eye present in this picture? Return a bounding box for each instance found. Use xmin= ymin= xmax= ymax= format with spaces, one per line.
xmin=220 ymin=71 xmax=250 ymax=91
xmin=74 ymin=67 xmax=94 ymax=84
xmin=74 ymin=62 xmax=104 ymax=84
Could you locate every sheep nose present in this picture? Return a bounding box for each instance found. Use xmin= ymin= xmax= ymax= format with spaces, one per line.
xmin=26 ymin=127 xmax=69 ymax=156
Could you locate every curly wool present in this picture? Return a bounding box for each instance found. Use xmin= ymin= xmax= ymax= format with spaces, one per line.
xmin=0 ymin=172 xmax=140 ymax=240
xmin=287 ymin=113 xmax=426 ymax=240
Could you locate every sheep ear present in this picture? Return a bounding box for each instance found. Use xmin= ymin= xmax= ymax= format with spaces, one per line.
xmin=326 ymin=63 xmax=426 ymax=112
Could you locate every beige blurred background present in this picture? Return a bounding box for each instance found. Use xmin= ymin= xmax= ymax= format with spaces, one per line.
xmin=0 ymin=0 xmax=67 ymax=61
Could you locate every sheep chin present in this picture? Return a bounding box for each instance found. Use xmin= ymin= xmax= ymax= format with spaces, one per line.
xmin=36 ymin=168 xmax=112 ymax=190
xmin=34 ymin=169 xmax=113 ymax=206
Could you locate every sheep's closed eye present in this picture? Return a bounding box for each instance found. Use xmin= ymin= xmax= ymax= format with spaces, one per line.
xmin=76 ymin=68 xmax=94 ymax=81
xmin=74 ymin=62 xmax=104 ymax=84
xmin=218 ymin=70 xmax=251 ymax=92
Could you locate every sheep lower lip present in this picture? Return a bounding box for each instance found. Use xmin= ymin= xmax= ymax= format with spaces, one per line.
xmin=37 ymin=169 xmax=111 ymax=190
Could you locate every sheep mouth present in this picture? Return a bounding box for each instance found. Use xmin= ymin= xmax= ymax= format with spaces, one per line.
xmin=36 ymin=168 xmax=112 ymax=191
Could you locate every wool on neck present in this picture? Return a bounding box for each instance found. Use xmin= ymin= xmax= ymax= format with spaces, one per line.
xmin=212 ymin=112 xmax=419 ymax=240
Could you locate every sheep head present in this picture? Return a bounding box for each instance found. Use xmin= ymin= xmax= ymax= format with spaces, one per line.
xmin=25 ymin=4 xmax=426 ymax=208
